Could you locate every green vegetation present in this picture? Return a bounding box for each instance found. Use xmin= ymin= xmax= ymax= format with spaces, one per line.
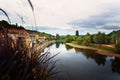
xmin=89 ymin=44 xmax=115 ymax=53
xmin=36 ymin=38 xmax=40 ymax=44
xmin=65 ymin=35 xmax=74 ymax=43
xmin=56 ymin=34 xmax=60 ymax=40
xmin=75 ymin=30 xmax=79 ymax=36
xmin=40 ymin=32 xmax=55 ymax=41
xmin=0 ymin=20 xmax=25 ymax=29
xmin=63 ymin=30 xmax=120 ymax=54
xmin=115 ymin=41 xmax=120 ymax=53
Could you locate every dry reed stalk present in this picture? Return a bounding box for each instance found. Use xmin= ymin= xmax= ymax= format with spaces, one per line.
xmin=0 ymin=8 xmax=11 ymax=24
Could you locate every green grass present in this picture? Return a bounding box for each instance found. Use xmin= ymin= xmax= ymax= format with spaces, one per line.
xmin=88 ymin=44 xmax=115 ymax=53
xmin=70 ymin=41 xmax=116 ymax=53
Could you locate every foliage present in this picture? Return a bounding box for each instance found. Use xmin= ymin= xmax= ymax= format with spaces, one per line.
xmin=40 ymin=32 xmax=55 ymax=41
xmin=36 ymin=38 xmax=40 ymax=44
xmin=93 ymin=32 xmax=106 ymax=45
xmin=83 ymin=36 xmax=91 ymax=46
xmin=75 ymin=30 xmax=79 ymax=36
xmin=109 ymin=30 xmax=120 ymax=44
xmin=115 ymin=41 xmax=120 ymax=53
xmin=0 ymin=20 xmax=25 ymax=29
xmin=76 ymin=37 xmax=83 ymax=45
xmin=56 ymin=34 xmax=60 ymax=40
xmin=65 ymin=35 xmax=74 ymax=43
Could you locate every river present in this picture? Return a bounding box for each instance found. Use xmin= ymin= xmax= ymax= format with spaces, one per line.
xmin=44 ymin=42 xmax=120 ymax=80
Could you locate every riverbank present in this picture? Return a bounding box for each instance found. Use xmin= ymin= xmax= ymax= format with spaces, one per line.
xmin=35 ymin=40 xmax=55 ymax=52
xmin=66 ymin=43 xmax=120 ymax=58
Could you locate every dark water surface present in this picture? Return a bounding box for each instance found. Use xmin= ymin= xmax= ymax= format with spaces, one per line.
xmin=44 ymin=42 xmax=120 ymax=80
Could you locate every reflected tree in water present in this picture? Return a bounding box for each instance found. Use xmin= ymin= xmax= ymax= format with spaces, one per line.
xmin=65 ymin=45 xmax=73 ymax=51
xmin=74 ymin=48 xmax=106 ymax=66
xmin=55 ymin=42 xmax=60 ymax=48
xmin=111 ymin=58 xmax=120 ymax=74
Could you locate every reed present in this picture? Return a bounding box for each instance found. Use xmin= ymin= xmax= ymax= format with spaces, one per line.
xmin=0 ymin=27 xmax=59 ymax=80
xmin=0 ymin=8 xmax=11 ymax=24
xmin=0 ymin=1 xmax=59 ymax=80
xmin=27 ymin=0 xmax=36 ymax=30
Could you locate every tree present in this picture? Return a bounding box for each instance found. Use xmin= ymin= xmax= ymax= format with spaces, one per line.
xmin=93 ymin=32 xmax=106 ymax=45
xmin=0 ymin=20 xmax=9 ymax=28
xmin=83 ymin=36 xmax=91 ymax=46
xmin=75 ymin=30 xmax=79 ymax=36
xmin=115 ymin=41 xmax=120 ymax=53
xmin=56 ymin=34 xmax=60 ymax=40
xmin=76 ymin=37 xmax=83 ymax=45
xmin=65 ymin=35 xmax=74 ymax=43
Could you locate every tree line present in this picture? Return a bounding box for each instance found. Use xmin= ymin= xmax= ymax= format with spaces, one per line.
xmin=56 ymin=30 xmax=120 ymax=53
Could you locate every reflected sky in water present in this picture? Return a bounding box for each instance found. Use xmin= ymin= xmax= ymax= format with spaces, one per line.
xmin=44 ymin=43 xmax=120 ymax=80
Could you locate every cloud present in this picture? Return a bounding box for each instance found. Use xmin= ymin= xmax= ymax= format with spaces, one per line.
xmin=68 ymin=6 xmax=120 ymax=31
xmin=1 ymin=0 xmax=120 ymax=35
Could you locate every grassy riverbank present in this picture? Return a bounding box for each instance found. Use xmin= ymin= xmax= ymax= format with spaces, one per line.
xmin=66 ymin=43 xmax=120 ymax=58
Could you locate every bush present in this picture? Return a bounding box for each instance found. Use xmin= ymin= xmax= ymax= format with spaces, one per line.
xmin=36 ymin=38 xmax=40 ymax=44
xmin=76 ymin=37 xmax=83 ymax=45
xmin=65 ymin=35 xmax=74 ymax=43
xmin=115 ymin=41 xmax=120 ymax=53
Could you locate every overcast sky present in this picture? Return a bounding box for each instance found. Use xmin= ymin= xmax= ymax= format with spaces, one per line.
xmin=0 ymin=0 xmax=120 ymax=35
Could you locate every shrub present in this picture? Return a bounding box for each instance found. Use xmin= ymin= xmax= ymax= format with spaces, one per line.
xmin=115 ymin=41 xmax=120 ymax=54
xmin=36 ymin=38 xmax=40 ymax=44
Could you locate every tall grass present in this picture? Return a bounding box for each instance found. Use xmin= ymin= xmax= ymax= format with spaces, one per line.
xmin=16 ymin=13 xmax=25 ymax=25
xmin=27 ymin=0 xmax=36 ymax=30
xmin=0 ymin=1 xmax=59 ymax=79
xmin=0 ymin=27 xmax=59 ymax=80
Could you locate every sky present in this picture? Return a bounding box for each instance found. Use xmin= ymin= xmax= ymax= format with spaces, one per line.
xmin=0 ymin=0 xmax=120 ymax=35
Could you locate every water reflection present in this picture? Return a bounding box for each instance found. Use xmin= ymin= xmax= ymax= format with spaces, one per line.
xmin=74 ymin=48 xmax=106 ymax=66
xmin=65 ymin=44 xmax=120 ymax=74
xmin=55 ymin=42 xmax=61 ymax=48
xmin=45 ymin=43 xmax=120 ymax=80
xmin=65 ymin=45 xmax=73 ymax=51
xmin=111 ymin=58 xmax=120 ymax=74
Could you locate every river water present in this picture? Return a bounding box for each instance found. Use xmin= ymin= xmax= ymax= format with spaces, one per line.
xmin=44 ymin=42 xmax=120 ymax=80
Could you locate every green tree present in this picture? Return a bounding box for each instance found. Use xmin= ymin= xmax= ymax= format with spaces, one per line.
xmin=76 ymin=37 xmax=83 ymax=45
xmin=56 ymin=34 xmax=60 ymax=40
xmin=115 ymin=41 xmax=120 ymax=53
xmin=83 ymin=36 xmax=91 ymax=46
xmin=65 ymin=35 xmax=74 ymax=43
xmin=75 ymin=30 xmax=79 ymax=36
xmin=93 ymin=32 xmax=106 ymax=45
